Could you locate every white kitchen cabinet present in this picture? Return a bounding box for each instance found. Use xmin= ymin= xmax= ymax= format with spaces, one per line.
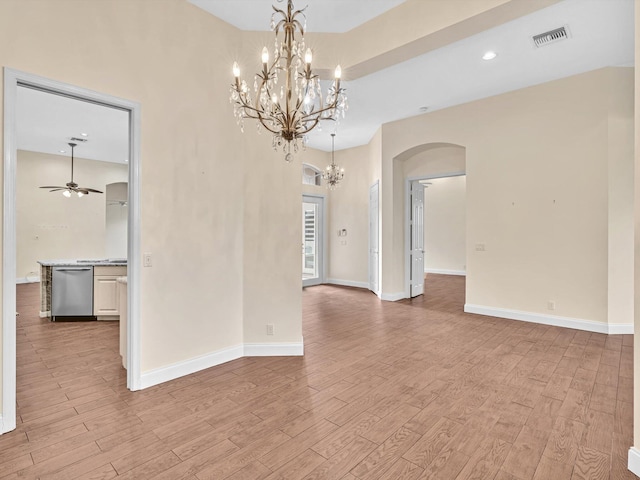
xmin=93 ymin=266 xmax=127 ymax=320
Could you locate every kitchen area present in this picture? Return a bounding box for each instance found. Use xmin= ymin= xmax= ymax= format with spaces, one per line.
xmin=38 ymin=258 xmax=129 ymax=367
xmin=38 ymin=259 xmax=127 ymax=321
xmin=16 ymin=86 xmax=131 ymax=368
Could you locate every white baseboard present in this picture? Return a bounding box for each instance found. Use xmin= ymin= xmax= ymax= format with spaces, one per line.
xmin=424 ymin=269 xmax=466 ymax=276
xmin=16 ymin=277 xmax=39 ymax=284
xmin=0 ymin=413 xmax=15 ymax=435
xmin=464 ymin=304 xmax=633 ymax=335
xmin=141 ymin=344 xmax=244 ymax=389
xmin=381 ymin=292 xmax=407 ymax=302
xmin=628 ymin=447 xmax=640 ymax=476
xmin=140 ymin=341 xmax=304 ymax=389
xmin=244 ymin=342 xmax=304 ymax=356
xmin=610 ymin=323 xmax=635 ymax=335
xmin=326 ymin=278 xmax=369 ymax=289
xmin=39 ymin=311 xmax=50 ymax=318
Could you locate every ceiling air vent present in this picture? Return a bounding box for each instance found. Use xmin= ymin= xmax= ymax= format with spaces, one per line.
xmin=532 ymin=26 xmax=570 ymax=48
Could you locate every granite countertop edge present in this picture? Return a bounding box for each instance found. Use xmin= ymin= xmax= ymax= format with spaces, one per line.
xmin=38 ymin=260 xmax=128 ymax=267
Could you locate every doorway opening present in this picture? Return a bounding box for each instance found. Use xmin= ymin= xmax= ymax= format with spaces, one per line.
xmin=3 ymin=68 xmax=142 ymax=434
xmin=392 ymin=142 xmax=466 ymax=300
xmin=302 ymin=194 xmax=326 ymax=287
xmin=405 ymin=173 xmax=467 ymax=299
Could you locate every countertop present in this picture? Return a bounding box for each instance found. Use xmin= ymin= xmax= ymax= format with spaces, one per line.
xmin=38 ymin=259 xmax=128 ymax=267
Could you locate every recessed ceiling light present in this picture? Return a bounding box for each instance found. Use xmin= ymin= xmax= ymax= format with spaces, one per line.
xmin=124 ymin=159 xmax=129 ymax=163
xmin=482 ymin=51 xmax=497 ymax=60
xmin=419 ymin=106 xmax=429 ymax=112
xmin=59 ymin=150 xmax=66 ymax=153
xmin=80 ymin=133 xmax=88 ymax=137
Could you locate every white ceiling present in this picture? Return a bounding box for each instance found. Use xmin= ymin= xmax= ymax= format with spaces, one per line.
xmin=16 ymin=87 xmax=129 ymax=164
xmin=303 ymin=0 xmax=635 ymax=151
xmin=16 ymin=0 xmax=634 ymax=158
xmin=188 ymin=0 xmax=409 ymax=33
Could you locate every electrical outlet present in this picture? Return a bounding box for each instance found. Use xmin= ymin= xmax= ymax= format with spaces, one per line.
xmin=143 ymin=253 xmax=152 ymax=267
xmin=266 ymin=324 xmax=274 ymax=335
xmin=547 ymin=301 xmax=556 ymax=311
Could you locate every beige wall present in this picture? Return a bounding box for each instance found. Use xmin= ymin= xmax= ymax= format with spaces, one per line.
xmin=105 ymin=182 xmax=129 ymax=259
xmin=424 ymin=176 xmax=467 ymax=274
xmin=608 ymin=70 xmax=635 ymax=328
xmin=377 ymin=67 xmax=633 ymax=329
xmin=325 ymin=143 xmax=376 ymax=285
xmin=16 ymin=150 xmax=128 ymax=280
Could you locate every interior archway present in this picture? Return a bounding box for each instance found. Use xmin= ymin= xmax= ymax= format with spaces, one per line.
xmin=391 ymin=142 xmax=467 ymax=300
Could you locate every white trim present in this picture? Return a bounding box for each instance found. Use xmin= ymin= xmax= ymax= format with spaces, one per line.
xmin=39 ymin=311 xmax=50 ymax=318
xmin=369 ymin=180 xmax=380 ymax=295
xmin=16 ymin=277 xmax=40 ymax=284
xmin=327 ymin=278 xmax=369 ymax=289
xmin=3 ymin=68 xmax=143 ymax=434
xmin=381 ymin=292 xmax=407 ymax=302
xmin=3 ymin=68 xmax=18 ymax=434
xmin=302 ymin=194 xmax=327 ymax=288
xmin=140 ymin=345 xmax=244 ymax=389
xmin=464 ymin=304 xmax=633 ymax=335
xmin=628 ymin=447 xmax=640 ymax=477
xmin=140 ymin=342 xmax=304 ymax=389
xmin=127 ymin=81 xmax=142 ymax=391
xmin=610 ymin=323 xmax=635 ymax=335
xmin=424 ymin=268 xmax=466 ymax=276
xmin=244 ymin=342 xmax=304 ymax=356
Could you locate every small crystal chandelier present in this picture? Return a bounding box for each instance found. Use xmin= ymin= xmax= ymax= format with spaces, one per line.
xmin=229 ymin=0 xmax=348 ymax=162
xmin=322 ymin=133 xmax=344 ymax=189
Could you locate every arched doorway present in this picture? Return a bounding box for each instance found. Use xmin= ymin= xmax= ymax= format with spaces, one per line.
xmin=393 ymin=142 xmax=467 ymax=300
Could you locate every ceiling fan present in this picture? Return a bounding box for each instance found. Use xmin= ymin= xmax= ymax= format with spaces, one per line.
xmin=40 ymin=142 xmax=103 ymax=197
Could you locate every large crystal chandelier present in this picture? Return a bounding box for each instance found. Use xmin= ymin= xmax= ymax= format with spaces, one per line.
xmin=322 ymin=133 xmax=344 ymax=189
xmin=230 ymin=0 xmax=348 ymax=162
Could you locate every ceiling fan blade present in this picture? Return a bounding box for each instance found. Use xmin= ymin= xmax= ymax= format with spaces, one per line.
xmin=82 ymin=188 xmax=104 ymax=194
xmin=48 ymin=188 xmax=66 ymax=192
xmin=40 ymin=186 xmax=64 ymax=189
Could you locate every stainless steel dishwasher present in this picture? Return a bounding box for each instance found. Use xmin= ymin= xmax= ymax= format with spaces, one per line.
xmin=51 ymin=266 xmax=94 ymax=320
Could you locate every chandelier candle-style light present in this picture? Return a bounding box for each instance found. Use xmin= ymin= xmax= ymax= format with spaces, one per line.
xmin=230 ymin=0 xmax=348 ymax=162
xmin=322 ymin=133 xmax=344 ymax=189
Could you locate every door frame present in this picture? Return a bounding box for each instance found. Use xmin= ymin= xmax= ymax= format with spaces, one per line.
xmin=369 ymin=181 xmax=380 ymax=296
xmin=409 ymin=181 xmax=425 ymax=298
xmin=2 ymin=68 xmax=142 ymax=434
xmin=302 ymin=194 xmax=327 ymax=287
xmin=404 ymin=172 xmax=465 ymax=299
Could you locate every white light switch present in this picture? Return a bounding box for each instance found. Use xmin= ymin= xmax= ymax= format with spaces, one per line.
xmin=143 ymin=253 xmax=152 ymax=267
xmin=475 ymin=244 xmax=486 ymax=252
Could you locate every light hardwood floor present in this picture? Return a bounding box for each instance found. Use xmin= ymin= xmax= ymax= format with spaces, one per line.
xmin=1 ymin=274 xmax=636 ymax=479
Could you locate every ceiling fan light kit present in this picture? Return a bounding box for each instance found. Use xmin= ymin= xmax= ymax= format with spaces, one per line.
xmin=40 ymin=142 xmax=103 ymax=197
xmin=229 ymin=0 xmax=348 ymax=162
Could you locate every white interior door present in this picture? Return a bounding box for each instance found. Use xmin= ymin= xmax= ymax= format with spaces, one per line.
xmin=302 ymin=196 xmax=324 ymax=287
xmin=369 ymin=182 xmax=379 ymax=294
xmin=410 ymin=181 xmax=425 ymax=297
